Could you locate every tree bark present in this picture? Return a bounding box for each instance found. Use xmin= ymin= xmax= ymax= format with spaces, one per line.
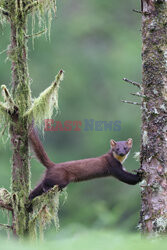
xmin=0 ymin=0 xmax=60 ymax=239
xmin=9 ymin=4 xmax=31 ymax=237
xmin=140 ymin=0 xmax=167 ymax=235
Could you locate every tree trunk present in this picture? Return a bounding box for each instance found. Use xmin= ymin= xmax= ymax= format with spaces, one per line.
xmin=0 ymin=1 xmax=60 ymax=239
xmin=9 ymin=5 xmax=31 ymax=237
xmin=140 ymin=0 xmax=167 ymax=235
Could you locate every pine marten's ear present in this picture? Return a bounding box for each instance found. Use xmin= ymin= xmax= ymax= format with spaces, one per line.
xmin=110 ymin=139 xmax=117 ymax=148
xmin=127 ymin=138 xmax=133 ymax=147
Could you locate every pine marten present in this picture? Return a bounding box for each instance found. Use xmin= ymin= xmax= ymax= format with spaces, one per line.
xmin=28 ymin=127 xmax=141 ymax=200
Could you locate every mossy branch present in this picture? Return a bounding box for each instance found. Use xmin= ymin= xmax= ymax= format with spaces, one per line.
xmin=0 ymin=102 xmax=8 ymax=115
xmin=24 ymin=70 xmax=64 ymax=126
xmin=0 ymin=7 xmax=9 ymax=16
xmin=0 ymin=85 xmax=18 ymax=121
xmin=25 ymin=1 xmax=39 ymax=13
xmin=30 ymin=185 xmax=59 ymax=209
xmin=1 ymin=85 xmax=16 ymax=109
xmin=28 ymin=185 xmax=59 ymax=239
xmin=0 ymin=188 xmax=12 ymax=212
xmin=0 ymin=223 xmax=12 ymax=230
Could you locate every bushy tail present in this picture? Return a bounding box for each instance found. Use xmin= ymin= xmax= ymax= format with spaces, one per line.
xmin=29 ymin=126 xmax=55 ymax=168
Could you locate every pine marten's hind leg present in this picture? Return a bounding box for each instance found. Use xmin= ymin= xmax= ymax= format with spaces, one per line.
xmin=43 ymin=177 xmax=69 ymax=192
xmin=29 ymin=181 xmax=44 ymax=200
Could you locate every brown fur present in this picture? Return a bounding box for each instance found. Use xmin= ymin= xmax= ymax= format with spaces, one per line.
xmin=28 ymin=128 xmax=141 ymax=200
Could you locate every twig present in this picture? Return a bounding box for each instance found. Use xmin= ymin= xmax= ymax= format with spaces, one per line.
xmin=25 ymin=29 xmax=47 ymax=39
xmin=132 ymin=9 xmax=142 ymax=14
xmin=122 ymin=100 xmax=141 ymax=106
xmin=0 ymin=201 xmax=13 ymax=212
xmin=53 ymin=69 xmax=64 ymax=87
xmin=0 ymin=7 xmax=9 ymax=16
xmin=132 ymin=9 xmax=150 ymax=15
xmin=0 ymin=124 xmax=7 ymax=137
xmin=25 ymin=1 xmax=38 ymax=13
xmin=130 ymin=92 xmax=146 ymax=98
xmin=1 ymin=85 xmax=19 ymax=118
xmin=0 ymin=223 xmax=12 ymax=230
xmin=0 ymin=48 xmax=8 ymax=55
xmin=0 ymin=102 xmax=9 ymax=116
xmin=123 ymin=78 xmax=141 ymax=89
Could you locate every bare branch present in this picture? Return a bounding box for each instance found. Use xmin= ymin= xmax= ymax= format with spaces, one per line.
xmin=130 ymin=92 xmax=147 ymax=98
xmin=132 ymin=9 xmax=143 ymax=14
xmin=122 ymin=100 xmax=141 ymax=106
xmin=123 ymin=78 xmax=141 ymax=88
xmin=132 ymin=9 xmax=150 ymax=15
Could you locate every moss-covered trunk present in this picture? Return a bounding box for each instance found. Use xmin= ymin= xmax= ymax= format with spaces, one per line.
xmin=140 ymin=0 xmax=167 ymax=235
xmin=0 ymin=0 xmax=61 ymax=239
xmin=9 ymin=3 xmax=31 ymax=237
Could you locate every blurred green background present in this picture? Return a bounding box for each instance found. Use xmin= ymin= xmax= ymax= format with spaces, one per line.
xmin=0 ymin=0 xmax=142 ymax=242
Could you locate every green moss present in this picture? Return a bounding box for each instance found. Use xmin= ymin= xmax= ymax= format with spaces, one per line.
xmin=24 ymin=70 xmax=64 ymax=126
xmin=0 ymin=0 xmax=60 ymax=239
xmin=29 ymin=186 xmax=60 ymax=239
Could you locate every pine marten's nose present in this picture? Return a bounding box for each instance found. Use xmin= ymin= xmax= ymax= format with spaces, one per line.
xmin=119 ymin=153 xmax=125 ymax=157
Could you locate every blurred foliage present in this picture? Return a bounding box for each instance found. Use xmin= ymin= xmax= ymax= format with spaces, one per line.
xmin=0 ymin=0 xmax=142 ymax=235
xmin=1 ymin=229 xmax=167 ymax=250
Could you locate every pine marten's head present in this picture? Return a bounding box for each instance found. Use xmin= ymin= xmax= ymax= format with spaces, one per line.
xmin=110 ymin=139 xmax=133 ymax=163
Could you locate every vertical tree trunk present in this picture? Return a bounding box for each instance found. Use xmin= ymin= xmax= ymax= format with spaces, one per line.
xmin=9 ymin=4 xmax=31 ymax=237
xmin=0 ymin=0 xmax=60 ymax=239
xmin=140 ymin=0 xmax=167 ymax=235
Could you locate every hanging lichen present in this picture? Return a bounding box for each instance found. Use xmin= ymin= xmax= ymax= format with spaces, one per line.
xmin=24 ymin=69 xmax=64 ymax=127
xmin=27 ymin=0 xmax=57 ymax=43
xmin=29 ymin=185 xmax=59 ymax=239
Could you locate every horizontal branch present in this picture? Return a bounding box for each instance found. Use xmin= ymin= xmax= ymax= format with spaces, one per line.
xmin=122 ymin=100 xmax=141 ymax=106
xmin=0 ymin=201 xmax=13 ymax=211
xmin=0 ymin=223 xmax=12 ymax=230
xmin=123 ymin=78 xmax=141 ymax=88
